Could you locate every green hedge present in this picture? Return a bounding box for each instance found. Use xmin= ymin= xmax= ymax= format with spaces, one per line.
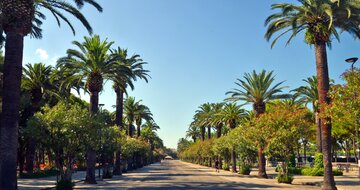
xmin=301 ymin=168 xmax=343 ymax=176
xmin=19 ymin=169 xmax=59 ymax=178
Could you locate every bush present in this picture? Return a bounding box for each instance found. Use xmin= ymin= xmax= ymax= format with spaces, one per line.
xmin=301 ymin=167 xmax=323 ymax=176
xmin=277 ymin=174 xmax=294 ymax=184
xmin=223 ymin=163 xmax=230 ymax=171
xmin=288 ymin=167 xmax=302 ymax=175
xmin=56 ymin=179 xmax=74 ymax=190
xmin=19 ymin=169 xmax=59 ymax=178
xmin=332 ymin=169 xmax=343 ymax=176
xmin=301 ymin=167 xmax=343 ymax=176
xmin=239 ymin=165 xmax=251 ymax=175
xmin=314 ymin=153 xmax=324 ymax=169
xmin=289 ymin=154 xmax=296 ymax=167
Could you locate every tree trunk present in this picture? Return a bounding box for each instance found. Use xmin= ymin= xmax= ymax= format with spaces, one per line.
xmin=345 ymin=140 xmax=350 ymax=163
xmin=128 ymin=124 xmax=133 ymax=137
xmin=0 ymin=32 xmax=24 ymax=190
xmin=257 ymin=147 xmax=267 ymax=178
xmin=216 ymin=124 xmax=222 ymax=138
xmin=85 ymin=91 xmax=99 ymax=184
xmin=207 ymin=126 xmax=211 ymax=139
xmin=113 ymin=151 xmax=122 ymax=175
xmin=231 ymin=148 xmax=237 ymax=173
xmin=137 ymin=124 xmax=141 ymax=138
xmin=200 ymin=126 xmax=205 ymax=141
xmin=316 ymin=112 xmax=322 ymax=153
xmin=115 ymin=89 xmax=124 ymax=129
xmin=25 ymin=138 xmax=36 ymax=173
xmin=353 ymin=138 xmax=358 ymax=163
xmin=304 ymin=141 xmax=307 ymax=165
xmin=315 ymin=42 xmax=336 ymax=190
xmin=85 ymin=149 xmax=97 ymax=184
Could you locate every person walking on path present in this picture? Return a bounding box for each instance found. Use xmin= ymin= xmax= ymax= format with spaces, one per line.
xmin=215 ymin=159 xmax=220 ymax=173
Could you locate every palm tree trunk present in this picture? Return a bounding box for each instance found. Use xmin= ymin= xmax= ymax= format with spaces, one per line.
xmin=0 ymin=32 xmax=25 ymax=190
xmin=315 ymin=112 xmax=322 ymax=153
xmin=315 ymin=42 xmax=336 ymax=190
xmin=231 ymin=148 xmax=237 ymax=173
xmin=85 ymin=91 xmax=99 ymax=184
xmin=128 ymin=124 xmax=133 ymax=137
xmin=207 ymin=126 xmax=211 ymax=139
xmin=257 ymin=147 xmax=267 ymax=178
xmin=200 ymin=126 xmax=205 ymax=141
xmin=216 ymin=124 xmax=222 ymax=138
xmin=137 ymin=124 xmax=141 ymax=138
xmin=115 ymin=89 xmax=124 ymax=128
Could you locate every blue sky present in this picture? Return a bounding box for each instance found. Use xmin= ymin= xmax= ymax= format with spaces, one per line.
xmin=23 ymin=0 xmax=360 ymax=148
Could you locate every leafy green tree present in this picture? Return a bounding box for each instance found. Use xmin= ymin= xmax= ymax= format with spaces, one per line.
xmin=186 ymin=123 xmax=200 ymax=142
xmin=226 ymin=70 xmax=287 ymax=178
xmin=22 ymin=63 xmax=53 ymax=173
xmin=215 ymin=103 xmax=245 ymax=173
xmin=0 ymin=1 xmax=102 ymax=188
xmin=57 ymin=35 xmax=117 ymax=184
xmin=26 ymin=101 xmax=101 ymax=187
xmin=265 ymin=1 xmax=360 ymax=188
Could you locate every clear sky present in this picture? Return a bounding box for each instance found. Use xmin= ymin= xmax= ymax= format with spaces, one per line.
xmin=23 ymin=0 xmax=360 ymax=149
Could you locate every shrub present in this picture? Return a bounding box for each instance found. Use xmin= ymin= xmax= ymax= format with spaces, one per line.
xmin=223 ymin=163 xmax=230 ymax=171
xmin=288 ymin=167 xmax=302 ymax=175
xmin=19 ymin=169 xmax=59 ymax=179
xmin=301 ymin=167 xmax=323 ymax=176
xmin=277 ymin=174 xmax=294 ymax=184
xmin=314 ymin=153 xmax=324 ymax=169
xmin=289 ymin=154 xmax=296 ymax=167
xmin=239 ymin=165 xmax=251 ymax=175
xmin=301 ymin=168 xmax=343 ymax=176
xmin=332 ymin=169 xmax=343 ymax=176
xmin=56 ymin=179 xmax=74 ymax=190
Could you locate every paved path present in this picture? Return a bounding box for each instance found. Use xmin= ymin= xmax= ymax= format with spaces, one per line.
xmin=18 ymin=160 xmax=360 ymax=189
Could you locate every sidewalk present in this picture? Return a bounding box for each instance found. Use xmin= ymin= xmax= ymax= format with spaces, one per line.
xmin=18 ymin=170 xmax=90 ymax=190
xmin=183 ymin=161 xmax=360 ymax=190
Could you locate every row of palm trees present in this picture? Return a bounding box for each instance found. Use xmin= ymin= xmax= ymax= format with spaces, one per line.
xmin=0 ymin=1 xmax=104 ymax=189
xmin=184 ymin=70 xmax=325 ymax=179
xmin=19 ymin=34 xmax=150 ymax=183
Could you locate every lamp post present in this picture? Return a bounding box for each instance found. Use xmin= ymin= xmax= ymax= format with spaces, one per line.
xmin=345 ymin=57 xmax=359 ymax=177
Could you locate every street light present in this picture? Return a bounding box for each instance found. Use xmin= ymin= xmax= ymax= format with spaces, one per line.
xmin=345 ymin=57 xmax=359 ymax=177
xmin=345 ymin=57 xmax=358 ymax=71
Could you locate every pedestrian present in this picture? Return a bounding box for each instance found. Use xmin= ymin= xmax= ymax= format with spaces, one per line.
xmin=215 ymin=159 xmax=220 ymax=173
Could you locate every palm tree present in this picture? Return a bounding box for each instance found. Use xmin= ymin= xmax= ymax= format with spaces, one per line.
xmin=110 ymin=48 xmax=149 ymax=175
xmin=264 ymin=1 xmax=360 ymax=188
xmin=195 ymin=103 xmax=213 ymax=140
xmin=22 ymin=63 xmax=53 ymax=173
xmin=57 ymin=35 xmax=116 ymax=184
xmin=293 ymin=76 xmax=322 ymax=153
xmin=124 ymin=96 xmax=141 ymax=138
xmin=210 ymin=102 xmax=225 ymax=138
xmin=186 ymin=123 xmax=200 ymax=142
xmin=216 ymin=103 xmax=245 ymax=173
xmin=134 ymin=103 xmax=153 ymax=138
xmin=110 ymin=47 xmax=149 ymax=129
xmin=226 ymin=70 xmax=288 ymax=178
xmin=0 ymin=1 xmax=102 ymax=188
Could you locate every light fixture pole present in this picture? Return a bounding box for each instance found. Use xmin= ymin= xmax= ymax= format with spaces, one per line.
xmin=345 ymin=57 xmax=359 ymax=177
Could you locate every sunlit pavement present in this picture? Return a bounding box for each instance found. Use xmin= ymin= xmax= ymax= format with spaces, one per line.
xmin=18 ymin=160 xmax=360 ymax=189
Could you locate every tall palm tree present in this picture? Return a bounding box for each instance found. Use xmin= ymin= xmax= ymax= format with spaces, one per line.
xmin=57 ymin=35 xmax=117 ymax=184
xmin=110 ymin=48 xmax=149 ymax=175
xmin=135 ymin=103 xmax=153 ymax=138
xmin=216 ymin=103 xmax=245 ymax=173
xmin=293 ymin=76 xmax=322 ymax=153
xmin=186 ymin=123 xmax=200 ymax=142
xmin=124 ymin=96 xmax=141 ymax=138
xmin=22 ymin=63 xmax=53 ymax=173
xmin=226 ymin=70 xmax=288 ymax=178
xmin=265 ymin=1 xmax=360 ymax=188
xmin=210 ymin=102 xmax=225 ymax=138
xmin=0 ymin=1 xmax=102 ymax=188
xmin=110 ymin=47 xmax=149 ymax=129
xmin=195 ymin=103 xmax=213 ymax=140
